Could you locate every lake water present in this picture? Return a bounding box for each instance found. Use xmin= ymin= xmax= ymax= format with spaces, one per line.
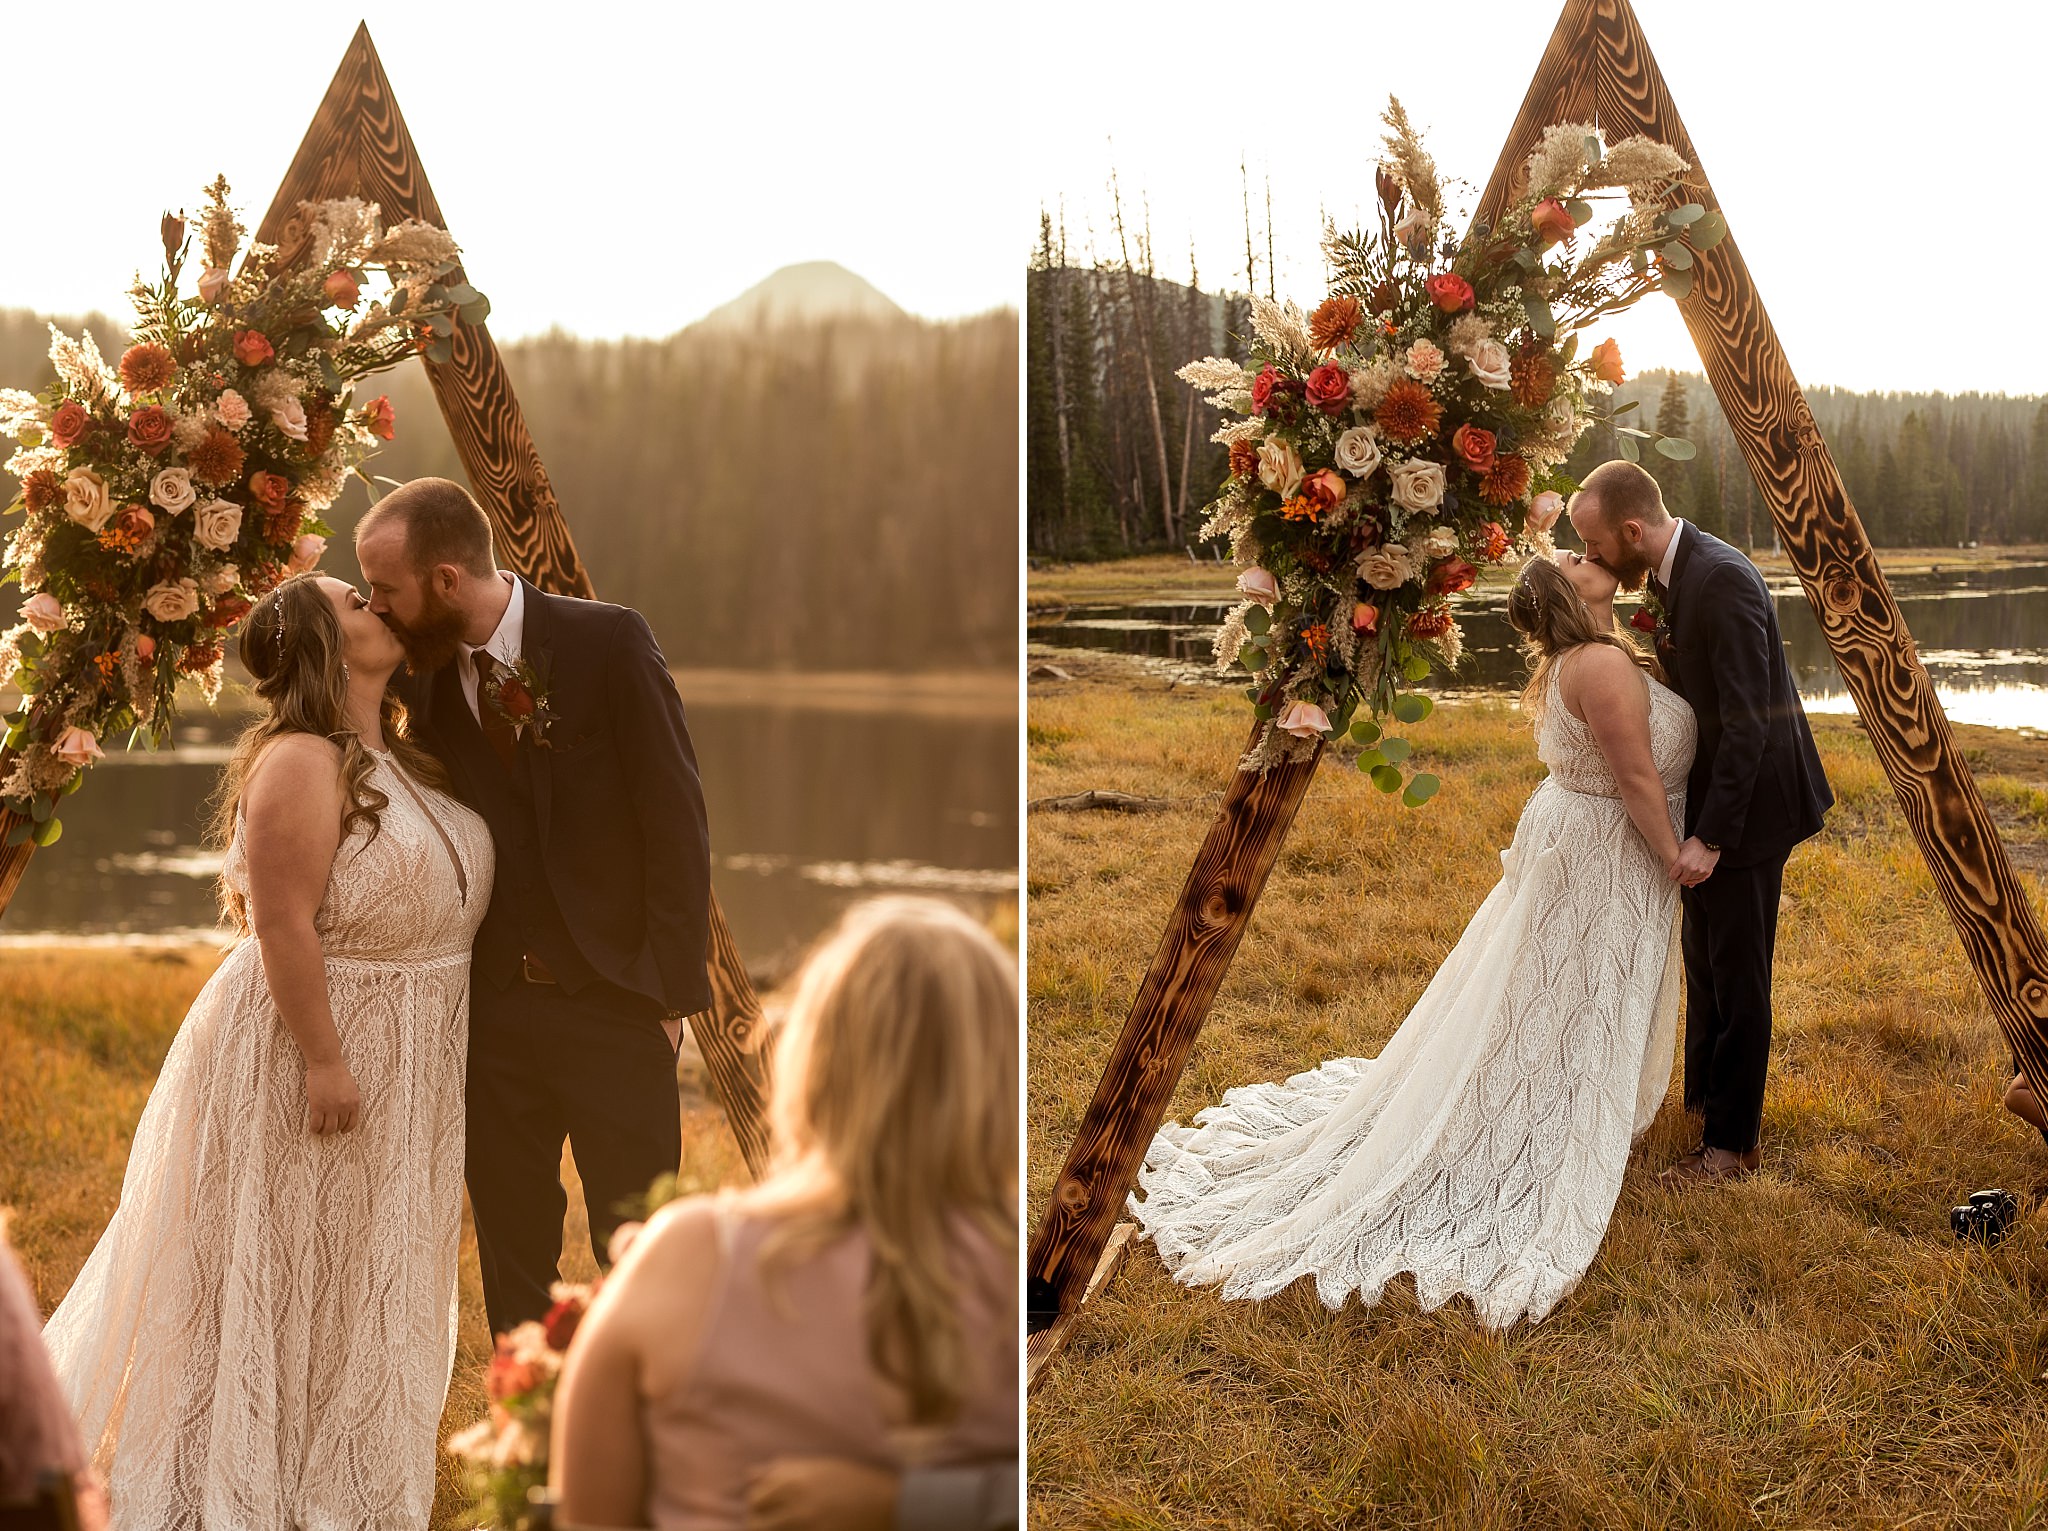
xmin=0 ymin=683 xmax=1018 ymax=975
xmin=1031 ymin=561 xmax=2048 ymax=734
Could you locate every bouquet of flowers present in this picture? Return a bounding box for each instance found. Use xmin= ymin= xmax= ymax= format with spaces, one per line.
xmin=1184 ymin=101 xmax=1721 ymax=797
xmin=0 ymin=175 xmax=489 ymax=845
xmin=447 ymin=1279 xmax=600 ymax=1531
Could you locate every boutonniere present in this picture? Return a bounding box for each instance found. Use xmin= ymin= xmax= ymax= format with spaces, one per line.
xmin=1630 ymin=592 xmax=1676 ymax=662
xmin=482 ymin=654 xmax=557 ymax=749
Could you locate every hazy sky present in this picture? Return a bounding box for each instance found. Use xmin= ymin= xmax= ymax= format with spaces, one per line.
xmin=1027 ymin=1 xmax=2046 ymax=398
xmin=0 ymin=1 xmax=1017 ymax=337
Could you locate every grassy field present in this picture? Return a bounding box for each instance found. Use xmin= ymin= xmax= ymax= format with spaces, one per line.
xmin=1027 ymin=664 xmax=2048 ymax=1529
xmin=0 ymin=947 xmax=751 ymax=1531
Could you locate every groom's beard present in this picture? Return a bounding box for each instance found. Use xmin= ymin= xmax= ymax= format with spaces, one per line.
xmin=385 ymin=588 xmax=468 ymax=674
xmin=1603 ymin=543 xmax=1654 ymax=593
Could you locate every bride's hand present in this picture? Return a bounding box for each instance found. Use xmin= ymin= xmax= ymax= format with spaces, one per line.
xmin=305 ymin=1058 xmax=361 ymax=1136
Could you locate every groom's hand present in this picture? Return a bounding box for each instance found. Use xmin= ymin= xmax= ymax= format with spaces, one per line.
xmin=1672 ymin=837 xmax=1721 ymax=887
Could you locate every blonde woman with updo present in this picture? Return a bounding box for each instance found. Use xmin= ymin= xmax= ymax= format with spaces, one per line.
xmin=550 ymin=897 xmax=1018 ymax=1531
xmin=42 ymin=571 xmax=494 ymax=1529
xmin=1131 ymin=548 xmax=1698 ymax=1331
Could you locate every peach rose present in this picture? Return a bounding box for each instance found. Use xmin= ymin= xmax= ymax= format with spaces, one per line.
xmin=215 ymin=389 xmax=252 ymax=431
xmin=1428 ymin=556 xmax=1478 ymax=596
xmin=271 ymin=398 xmax=309 ymax=442
xmin=1590 ymin=338 xmax=1625 ymax=385
xmin=192 ymin=498 xmax=243 ymax=551
xmin=115 ymin=504 xmax=155 ymax=540
xmin=1526 ymin=490 xmax=1565 ymax=533
xmin=1452 ymin=423 xmax=1497 ymax=474
xmin=22 ymin=593 xmax=64 ymax=634
xmin=62 ymin=467 xmax=114 ymax=532
xmin=1351 ymin=602 xmax=1379 ymax=634
xmin=289 ymin=534 xmax=327 ymax=573
xmin=1531 ymin=198 xmax=1576 ymax=246
xmin=1237 ymin=567 xmax=1280 ymax=607
xmin=360 ymin=395 xmax=396 ymax=440
xmin=1425 ymin=273 xmax=1475 ymax=313
xmin=1276 ymin=700 xmax=1331 ymax=740
xmin=150 ymin=467 xmax=196 ymax=515
xmin=1392 ymin=205 xmax=1431 ymax=245
xmin=1256 ymin=437 xmax=1304 ymax=500
xmin=232 ymin=330 xmax=274 ymax=367
xmin=143 ymin=577 xmax=201 ymax=622
xmin=323 ymin=269 xmax=361 ymax=309
xmin=201 ymin=564 xmax=240 ymax=597
xmin=135 ymin=634 xmax=156 ymax=662
xmin=52 ymin=726 xmax=103 ymax=769
xmin=1301 ymin=468 xmax=1347 ymax=511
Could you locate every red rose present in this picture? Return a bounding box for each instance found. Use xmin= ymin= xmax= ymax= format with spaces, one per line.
xmin=50 ymin=400 xmax=92 ymax=448
xmin=542 ymin=1294 xmax=585 ymax=1351
xmin=1250 ymin=365 xmax=1299 ymax=418
xmin=247 ymin=471 xmax=291 ymax=510
xmin=1531 ymin=198 xmax=1576 ymax=246
xmin=1304 ymin=363 xmax=1351 ymax=417
xmin=126 ymin=406 xmax=174 ymax=456
xmin=1631 ymin=607 xmax=1659 ymax=633
xmin=206 ymin=595 xmax=252 ymax=629
xmin=497 ymin=678 xmax=536 ymax=721
xmin=1301 ymin=468 xmax=1346 ymax=510
xmin=232 ymin=330 xmax=275 ymax=366
xmin=1425 ymin=273 xmax=1475 ymax=313
xmin=115 ymin=504 xmax=155 ymax=540
xmin=1451 ymin=423 xmax=1497 ymax=474
xmin=486 ymin=1344 xmax=539 ymax=1403
xmin=360 ymin=394 xmax=396 ymax=441
xmin=1428 ymin=556 xmax=1477 ymax=596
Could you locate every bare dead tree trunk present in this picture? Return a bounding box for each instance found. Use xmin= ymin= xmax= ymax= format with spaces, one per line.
xmin=1111 ymin=167 xmax=1177 ymax=547
xmin=1042 ymin=211 xmax=1077 ymax=551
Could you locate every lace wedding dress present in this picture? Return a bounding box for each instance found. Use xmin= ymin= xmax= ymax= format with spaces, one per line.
xmin=43 ymin=747 xmax=494 ymax=1530
xmin=1133 ymin=663 xmax=1696 ymax=1329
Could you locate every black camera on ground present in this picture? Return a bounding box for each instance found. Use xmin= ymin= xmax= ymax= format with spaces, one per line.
xmin=1950 ymin=1188 xmax=2019 ymax=1246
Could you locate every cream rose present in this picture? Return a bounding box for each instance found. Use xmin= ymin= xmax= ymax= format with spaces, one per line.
xmin=271 ymin=398 xmax=309 ymax=442
xmin=215 ymin=389 xmax=252 ymax=432
xmin=1405 ymin=339 xmax=1447 ymax=384
xmin=52 ymin=725 xmax=103 ymax=769
xmin=1526 ymin=490 xmax=1565 ymax=533
xmin=1276 ymin=700 xmax=1332 ymax=740
xmin=1392 ymin=205 xmax=1431 ymax=245
xmin=1236 ymin=566 xmax=1280 ymax=607
xmin=1333 ymin=426 xmax=1382 ymax=481
xmin=201 ymin=564 xmax=240 ymax=597
xmin=198 ymin=268 xmax=231 ymax=303
xmin=289 ymin=534 xmax=327 ymax=574
xmin=1387 ymin=458 xmax=1447 ymax=514
xmin=143 ymin=578 xmax=200 ymax=622
xmin=1359 ymin=543 xmax=1416 ymax=591
xmin=22 ymin=592 xmax=64 ymax=634
xmin=150 ymin=467 xmax=196 ymax=516
xmin=1256 ymin=437 xmax=1304 ymax=499
xmin=62 ymin=467 xmax=114 ymax=532
xmin=192 ymin=498 xmax=243 ymax=552
xmin=1466 ymin=338 xmax=1513 ymax=390
xmin=1409 ymin=523 xmax=1458 ymax=560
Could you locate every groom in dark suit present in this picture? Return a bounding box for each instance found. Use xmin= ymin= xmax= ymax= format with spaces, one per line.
xmin=355 ymin=478 xmax=711 ymax=1332
xmin=1570 ymin=461 xmax=1832 ymax=1182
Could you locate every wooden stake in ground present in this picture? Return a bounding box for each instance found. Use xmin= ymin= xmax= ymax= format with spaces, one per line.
xmin=1025 ymin=0 xmax=2048 ymax=1371
xmin=0 ymin=25 xmax=773 ymax=1176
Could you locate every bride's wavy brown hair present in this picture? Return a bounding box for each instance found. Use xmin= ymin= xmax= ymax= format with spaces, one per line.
xmin=1507 ymin=556 xmax=1661 ymax=724
xmin=206 ymin=572 xmax=449 ymax=932
xmin=750 ymin=896 xmax=1017 ymax=1426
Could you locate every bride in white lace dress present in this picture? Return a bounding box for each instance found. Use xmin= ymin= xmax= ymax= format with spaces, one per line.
xmin=1132 ymin=550 xmax=1698 ymax=1329
xmin=43 ymin=572 xmax=493 ymax=1530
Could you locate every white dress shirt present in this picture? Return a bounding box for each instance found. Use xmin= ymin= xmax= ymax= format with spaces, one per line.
xmin=455 ymin=572 xmax=524 ymax=724
xmin=1656 ymin=518 xmax=1688 ymax=591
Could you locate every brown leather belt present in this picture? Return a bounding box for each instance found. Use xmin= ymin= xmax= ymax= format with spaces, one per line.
xmin=519 ymin=953 xmax=557 ymax=984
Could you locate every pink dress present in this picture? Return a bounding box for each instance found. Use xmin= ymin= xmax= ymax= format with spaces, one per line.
xmin=642 ymin=1204 xmax=1016 ymax=1530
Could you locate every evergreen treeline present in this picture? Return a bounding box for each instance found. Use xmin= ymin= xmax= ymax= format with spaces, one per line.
xmin=1 ymin=305 xmax=1018 ymax=669
xmin=1026 ymin=258 xmax=2048 ymax=558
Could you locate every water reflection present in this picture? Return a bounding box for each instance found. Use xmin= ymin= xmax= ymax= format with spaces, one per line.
xmin=1032 ymin=562 xmax=2048 ymax=734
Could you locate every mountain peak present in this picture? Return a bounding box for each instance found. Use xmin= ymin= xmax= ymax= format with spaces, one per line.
xmin=694 ymin=262 xmax=908 ymax=330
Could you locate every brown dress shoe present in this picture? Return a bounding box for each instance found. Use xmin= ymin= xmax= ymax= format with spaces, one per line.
xmin=1661 ymin=1144 xmax=1761 ymax=1184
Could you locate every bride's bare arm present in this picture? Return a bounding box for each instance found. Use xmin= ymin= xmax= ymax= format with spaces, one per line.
xmin=1561 ymin=645 xmax=1682 ymax=876
xmin=242 ymin=733 xmax=357 ymax=1136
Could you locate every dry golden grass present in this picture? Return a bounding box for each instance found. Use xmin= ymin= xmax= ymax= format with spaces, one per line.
xmin=1027 ymin=668 xmax=2048 ymax=1529
xmin=0 ymin=946 xmax=749 ymax=1531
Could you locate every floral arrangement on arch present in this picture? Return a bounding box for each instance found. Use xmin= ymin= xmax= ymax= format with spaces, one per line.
xmin=1183 ymin=101 xmax=1723 ymax=797
xmin=0 ymin=176 xmax=490 ymax=846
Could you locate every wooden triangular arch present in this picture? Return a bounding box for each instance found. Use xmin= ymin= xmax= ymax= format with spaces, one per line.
xmin=263 ymin=26 xmax=778 ymax=1171
xmin=1025 ymin=0 xmax=2048 ymax=1383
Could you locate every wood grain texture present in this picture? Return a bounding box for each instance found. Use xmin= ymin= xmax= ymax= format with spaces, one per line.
xmin=1026 ymin=726 xmax=1322 ymax=1324
xmin=1027 ymin=1222 xmax=1137 ymax=1390
xmin=1476 ymin=0 xmax=2048 ymax=1090
xmin=0 ymin=27 xmax=773 ymax=1174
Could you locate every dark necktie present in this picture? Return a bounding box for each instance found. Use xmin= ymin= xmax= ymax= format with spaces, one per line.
xmin=473 ymin=652 xmax=517 ymax=773
xmin=1648 ymin=572 xmax=1669 ymax=609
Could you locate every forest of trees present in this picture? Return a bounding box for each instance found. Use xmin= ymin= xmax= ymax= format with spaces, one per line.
xmin=1026 ymin=247 xmax=2048 ymax=560
xmin=0 ymin=304 xmax=1017 ymax=670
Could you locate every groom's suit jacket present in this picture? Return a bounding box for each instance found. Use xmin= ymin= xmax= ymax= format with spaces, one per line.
xmin=1659 ymin=525 xmax=1832 ymax=869
xmin=398 ymin=577 xmax=713 ymax=1019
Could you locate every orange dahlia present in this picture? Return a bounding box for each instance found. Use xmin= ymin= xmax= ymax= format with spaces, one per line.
xmin=1510 ymin=350 xmax=1554 ymax=408
xmin=117 ymin=342 xmax=177 ymax=395
xmin=1228 ymin=439 xmax=1259 ymax=480
xmin=265 ymin=498 xmax=304 ymax=543
xmin=1479 ymin=454 xmax=1533 ymax=506
xmin=1406 ymin=604 xmax=1455 ymax=640
xmin=1308 ymin=295 xmax=1363 ymax=351
xmin=187 ymin=427 xmax=246 ymax=485
xmin=1375 ymin=378 xmax=1442 ymax=444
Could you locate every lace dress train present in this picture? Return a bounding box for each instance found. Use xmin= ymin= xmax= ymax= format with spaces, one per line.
xmin=42 ymin=751 xmax=494 ymax=1530
xmin=1132 ymin=671 xmax=1696 ymax=1329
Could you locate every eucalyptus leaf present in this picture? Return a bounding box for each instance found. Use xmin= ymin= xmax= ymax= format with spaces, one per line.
xmin=426 ymin=337 xmax=455 ymax=365
xmin=30 ymin=795 xmax=52 ymax=822
xmin=1392 ymin=693 xmax=1434 ymax=724
xmin=1660 ymin=241 xmax=1694 ymax=272
xmin=1254 ymin=703 xmax=1275 ymax=721
xmin=5 ymin=819 xmax=31 ymax=847
xmin=61 ymin=770 xmax=85 ymax=796
xmin=1688 ymin=211 xmax=1729 ymax=250
xmin=1402 ymin=654 xmax=1431 ymax=682
xmin=1403 ymin=773 xmax=1442 ymax=807
xmin=1613 ymin=399 xmax=1640 ymax=415
xmin=444 ymin=282 xmax=480 ymax=306
xmin=1665 ymin=203 xmax=1706 ymax=227
xmin=459 ymin=297 xmax=492 ymax=328
xmin=1350 ymin=719 xmax=1382 ymax=745
xmin=1618 ymin=433 xmax=1642 ymax=463
xmin=1238 ymin=643 xmax=1264 ymax=672
xmin=32 ymin=815 xmax=61 ymax=847
xmin=1630 ymin=248 xmax=1648 ymax=275
xmin=1382 ymin=737 xmax=1414 ymax=765
xmin=1566 ymin=199 xmax=1593 ymax=227
xmin=1356 ymin=748 xmax=1387 ymax=772
xmin=1245 ymin=607 xmax=1271 ymax=637
xmin=426 ymin=311 xmax=456 ymax=337
xmin=390 ymin=287 xmax=409 ymax=315
xmin=1654 ymin=436 xmax=1698 ymax=461
xmin=1584 ymin=134 xmax=1602 ymax=166
xmin=1615 ymin=426 xmax=1650 ymax=438
xmin=1560 ymin=334 xmax=1579 ymax=365
xmin=1662 ymin=266 xmax=1694 ymax=301
xmin=1370 ymin=764 xmax=1404 ymax=794
xmin=1524 ymin=298 xmax=1556 ymax=341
